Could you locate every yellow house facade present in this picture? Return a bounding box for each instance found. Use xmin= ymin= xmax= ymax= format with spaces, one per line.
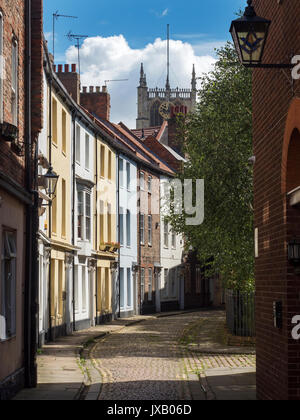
xmin=37 ymin=47 xmax=120 ymax=341
xmin=49 ymin=88 xmax=75 ymax=339
xmin=94 ymin=136 xmax=118 ymax=322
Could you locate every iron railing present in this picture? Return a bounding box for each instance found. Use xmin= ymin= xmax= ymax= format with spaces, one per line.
xmin=225 ymin=289 xmax=255 ymax=337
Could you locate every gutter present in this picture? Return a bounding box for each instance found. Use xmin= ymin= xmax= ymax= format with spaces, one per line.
xmin=48 ymin=77 xmax=53 ymax=341
xmin=95 ymin=135 xmax=98 ymax=323
xmin=72 ymin=111 xmax=77 ymax=332
xmin=117 ymin=153 xmax=121 ymax=319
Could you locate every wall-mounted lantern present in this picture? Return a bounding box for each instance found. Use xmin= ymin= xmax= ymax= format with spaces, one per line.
xmin=43 ymin=167 xmax=59 ymax=198
xmin=230 ymin=0 xmax=292 ymax=69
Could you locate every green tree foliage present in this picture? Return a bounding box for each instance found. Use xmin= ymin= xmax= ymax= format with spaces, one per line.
xmin=170 ymin=42 xmax=254 ymax=291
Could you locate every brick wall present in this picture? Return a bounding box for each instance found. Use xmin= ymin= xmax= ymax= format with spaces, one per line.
xmin=252 ymin=0 xmax=300 ymax=400
xmin=31 ymin=0 xmax=43 ymax=141
xmin=0 ymin=0 xmax=26 ymax=187
xmin=138 ymin=167 xmax=160 ymax=314
xmin=80 ymin=86 xmax=111 ymax=120
xmin=143 ymin=135 xmax=182 ymax=172
xmin=56 ymin=64 xmax=80 ymax=104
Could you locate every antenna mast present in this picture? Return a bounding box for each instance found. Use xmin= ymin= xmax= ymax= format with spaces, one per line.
xmin=52 ymin=11 xmax=78 ymax=62
xmin=104 ymin=79 xmax=129 ymax=87
xmin=166 ymin=24 xmax=170 ymax=100
xmin=66 ymin=32 xmax=89 ymax=80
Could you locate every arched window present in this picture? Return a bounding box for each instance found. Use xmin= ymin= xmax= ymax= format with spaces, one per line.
xmin=150 ymin=101 xmax=163 ymax=127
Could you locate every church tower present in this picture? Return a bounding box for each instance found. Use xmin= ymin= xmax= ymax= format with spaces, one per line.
xmin=136 ymin=64 xmax=197 ymax=130
xmin=136 ymin=63 xmax=150 ymax=129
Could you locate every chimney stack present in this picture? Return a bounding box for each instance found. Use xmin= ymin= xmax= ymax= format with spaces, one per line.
xmin=55 ymin=63 xmax=80 ymax=104
xmin=80 ymin=85 xmax=111 ymax=121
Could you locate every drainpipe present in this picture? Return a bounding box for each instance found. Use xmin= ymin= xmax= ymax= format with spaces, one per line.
xmin=117 ymin=153 xmax=121 ymax=319
xmin=48 ymin=77 xmax=53 ymax=342
xmin=72 ymin=111 xmax=76 ymax=332
xmin=24 ymin=0 xmax=39 ymax=388
xmin=138 ymin=165 xmax=142 ymax=315
xmin=95 ymin=134 xmax=98 ymax=324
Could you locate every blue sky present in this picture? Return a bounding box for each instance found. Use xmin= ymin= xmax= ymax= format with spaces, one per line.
xmin=43 ymin=0 xmax=246 ymax=127
xmin=44 ymin=0 xmax=245 ymax=60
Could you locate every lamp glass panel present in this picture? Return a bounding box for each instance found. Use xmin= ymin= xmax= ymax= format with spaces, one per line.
xmin=231 ymin=20 xmax=270 ymax=64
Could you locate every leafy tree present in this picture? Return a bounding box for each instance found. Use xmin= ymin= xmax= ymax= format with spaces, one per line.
xmin=170 ymin=42 xmax=254 ymax=291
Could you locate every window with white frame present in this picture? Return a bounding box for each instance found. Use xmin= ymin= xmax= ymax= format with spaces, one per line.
xmin=11 ymin=38 xmax=18 ymax=126
xmin=140 ymin=172 xmax=145 ymax=190
xmin=1 ymin=231 xmax=17 ymax=341
xmin=119 ymin=158 xmax=124 ymax=188
xmin=140 ymin=268 xmax=145 ymax=303
xmin=0 ymin=12 xmax=4 ymax=122
xmin=76 ymin=125 xmax=81 ymax=163
xmin=126 ymin=162 xmax=130 ymax=190
xmin=120 ymin=268 xmax=125 ymax=309
xmin=148 ymin=268 xmax=153 ymax=301
xmin=119 ymin=207 xmax=124 ymax=246
xmin=85 ymin=133 xmax=90 ymax=169
xmin=140 ymin=214 xmax=145 ymax=244
xmin=85 ymin=192 xmax=91 ymax=241
xmin=164 ymin=220 xmax=169 ymax=248
xmin=148 ymin=215 xmax=152 ymax=246
xmin=77 ymin=190 xmax=84 ymax=240
xmin=77 ymin=187 xmax=91 ymax=241
xmin=126 ymin=210 xmax=131 ymax=247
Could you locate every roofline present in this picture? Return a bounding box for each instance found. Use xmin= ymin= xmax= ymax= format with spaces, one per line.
xmin=43 ymin=38 xmax=174 ymax=177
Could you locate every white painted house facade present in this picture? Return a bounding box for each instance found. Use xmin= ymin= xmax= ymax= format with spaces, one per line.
xmin=118 ymin=155 xmax=138 ymax=317
xmin=74 ymin=118 xmax=96 ymax=330
xmin=160 ymin=175 xmax=184 ymax=312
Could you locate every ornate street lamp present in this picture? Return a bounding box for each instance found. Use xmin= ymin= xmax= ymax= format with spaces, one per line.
xmin=43 ymin=167 xmax=59 ymax=198
xmin=230 ymin=0 xmax=292 ymax=68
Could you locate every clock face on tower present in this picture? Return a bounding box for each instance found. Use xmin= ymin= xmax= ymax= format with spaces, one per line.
xmin=159 ymin=101 xmax=172 ymax=120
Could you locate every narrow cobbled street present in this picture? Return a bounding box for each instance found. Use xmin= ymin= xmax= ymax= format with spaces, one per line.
xmin=89 ymin=311 xmax=256 ymax=401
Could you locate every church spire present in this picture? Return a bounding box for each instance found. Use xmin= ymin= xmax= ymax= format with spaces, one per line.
xmin=191 ymin=64 xmax=197 ymax=91
xmin=139 ymin=63 xmax=147 ymax=87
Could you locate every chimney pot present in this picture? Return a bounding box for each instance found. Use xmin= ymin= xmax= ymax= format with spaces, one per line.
xmin=65 ymin=64 xmax=69 ymax=73
xmin=89 ymin=86 xmax=94 ymax=93
xmin=58 ymin=64 xmax=63 ymax=73
xmin=102 ymin=86 xmax=107 ymax=93
xmin=83 ymin=86 xmax=87 ymax=93
xmin=71 ymin=64 xmax=77 ymax=73
xmin=96 ymin=86 xmax=101 ymax=93
xmin=53 ymin=65 xmax=57 ymax=72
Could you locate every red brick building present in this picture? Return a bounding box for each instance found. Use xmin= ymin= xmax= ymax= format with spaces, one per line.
xmin=252 ymin=0 xmax=300 ymax=400
xmin=0 ymin=0 xmax=43 ymax=399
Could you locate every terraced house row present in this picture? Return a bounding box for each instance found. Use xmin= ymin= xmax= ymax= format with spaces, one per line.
xmin=0 ymin=0 xmax=222 ymax=399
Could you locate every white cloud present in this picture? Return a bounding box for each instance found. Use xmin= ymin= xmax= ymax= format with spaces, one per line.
xmin=65 ymin=35 xmax=217 ymax=128
xmin=161 ymin=8 xmax=169 ymax=17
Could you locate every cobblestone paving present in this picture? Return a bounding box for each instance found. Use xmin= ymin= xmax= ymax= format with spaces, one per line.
xmin=90 ymin=310 xmax=256 ymax=401
xmin=91 ymin=312 xmax=205 ymax=400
